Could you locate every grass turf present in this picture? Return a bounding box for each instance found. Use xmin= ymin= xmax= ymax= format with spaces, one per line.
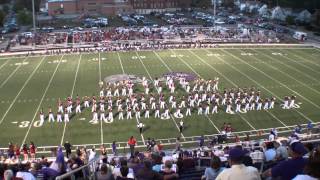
xmin=0 ymin=47 xmax=319 ymax=148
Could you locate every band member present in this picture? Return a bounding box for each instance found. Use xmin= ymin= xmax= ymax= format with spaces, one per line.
xmin=84 ymin=96 xmax=90 ymax=108
xmin=48 ymin=108 xmax=55 ymax=122
xmin=64 ymin=109 xmax=70 ymax=122
xmin=118 ymin=108 xmax=124 ymax=120
xmin=92 ymin=110 xmax=98 ymax=121
xmin=39 ymin=110 xmax=45 ymax=123
xmin=57 ymin=111 xmax=63 ymax=122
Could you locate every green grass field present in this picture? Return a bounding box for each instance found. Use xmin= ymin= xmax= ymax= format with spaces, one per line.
xmin=0 ymin=46 xmax=320 ymax=150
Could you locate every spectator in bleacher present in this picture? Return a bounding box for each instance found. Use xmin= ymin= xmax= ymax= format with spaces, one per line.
xmin=199 ymin=135 xmax=205 ymax=148
xmin=112 ymin=141 xmax=117 ymax=156
xmin=48 ymin=147 xmax=66 ymax=175
xmin=116 ymin=166 xmax=134 ymax=180
xmin=7 ymin=143 xmax=14 ymax=159
xmin=160 ymin=160 xmax=179 ymax=180
xmin=274 ymin=141 xmax=288 ymax=160
xmin=177 ymin=151 xmax=196 ymax=173
xmin=307 ymin=121 xmax=313 ymax=134
xmin=135 ymin=159 xmax=163 ymax=180
xmin=215 ymin=148 xmax=261 ymax=180
xmin=262 ymin=141 xmax=307 ymax=180
xmin=152 ymin=153 xmax=163 ymax=172
xmin=268 ymin=130 xmax=276 ymax=142
xmin=16 ymin=164 xmax=36 ymax=180
xmin=293 ymin=146 xmax=320 ymax=180
xmin=30 ymin=142 xmax=36 ymax=160
xmin=175 ymin=137 xmax=181 ymax=152
xmin=304 ymin=143 xmax=314 ymax=158
xmin=3 ymin=169 xmax=14 ymax=180
xmin=97 ymin=163 xmax=115 ymax=180
xmin=202 ymin=156 xmax=225 ymax=180
xmin=264 ymin=142 xmax=276 ymax=162
xmin=113 ymin=158 xmax=134 ymax=179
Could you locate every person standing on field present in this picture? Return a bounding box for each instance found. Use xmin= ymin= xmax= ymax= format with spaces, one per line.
xmin=128 ymin=136 xmax=137 ymax=158
xmin=64 ymin=141 xmax=72 ymax=158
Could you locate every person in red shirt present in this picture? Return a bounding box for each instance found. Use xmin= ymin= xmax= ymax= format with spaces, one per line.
xmin=128 ymin=136 xmax=137 ymax=158
xmin=22 ymin=144 xmax=28 ymax=161
xmin=14 ymin=144 xmax=20 ymax=161
xmin=30 ymin=141 xmax=36 ymax=160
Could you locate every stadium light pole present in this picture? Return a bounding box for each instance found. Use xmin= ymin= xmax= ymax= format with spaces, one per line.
xmin=32 ymin=0 xmax=36 ymax=48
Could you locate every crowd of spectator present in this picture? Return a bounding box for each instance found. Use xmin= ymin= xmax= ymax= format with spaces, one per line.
xmin=1 ymin=128 xmax=319 ymax=180
xmin=9 ymin=26 xmax=281 ymax=50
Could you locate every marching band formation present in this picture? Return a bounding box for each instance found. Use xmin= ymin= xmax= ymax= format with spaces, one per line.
xmin=38 ymin=75 xmax=299 ymax=125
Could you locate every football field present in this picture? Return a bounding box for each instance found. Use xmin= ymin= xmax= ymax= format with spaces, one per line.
xmin=0 ymin=46 xmax=320 ymax=150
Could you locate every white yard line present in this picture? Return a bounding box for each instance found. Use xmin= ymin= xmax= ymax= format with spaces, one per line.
xmin=287 ymin=50 xmax=320 ymax=69
xmin=0 ymin=57 xmax=29 ymax=88
xmin=170 ymin=115 xmax=185 ymax=139
xmin=117 ymin=52 xmax=125 ymax=74
xmin=193 ymin=49 xmax=290 ymax=128
xmin=98 ymin=53 xmax=103 ymax=144
xmin=246 ymin=49 xmax=320 ymax=96
xmin=0 ymin=59 xmax=10 ymax=71
xmin=135 ymin=117 xmax=145 ymax=145
xmin=204 ymin=115 xmax=221 ymax=133
xmin=120 ymin=52 xmax=146 ymax=144
xmin=255 ymin=49 xmax=320 ymax=82
xmin=20 ymin=55 xmax=64 ymax=147
xmin=153 ymin=51 xmax=173 ymax=72
xmin=143 ymin=51 xmax=188 ymax=138
xmin=98 ymin=52 xmax=102 ymax=81
xmin=211 ymin=49 xmax=313 ymax=123
xmin=0 ymin=56 xmax=45 ymax=125
xmin=174 ymin=49 xmax=256 ymax=130
xmin=277 ymin=50 xmax=320 ymax=76
xmin=60 ymin=54 xmax=82 ymax=145
xmin=221 ymin=49 xmax=320 ymax=112
xmin=135 ymin=52 xmax=153 ymax=79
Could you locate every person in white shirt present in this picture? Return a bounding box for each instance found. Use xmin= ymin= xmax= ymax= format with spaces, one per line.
xmin=137 ymin=122 xmax=144 ymax=134
xmin=216 ymin=148 xmax=261 ymax=180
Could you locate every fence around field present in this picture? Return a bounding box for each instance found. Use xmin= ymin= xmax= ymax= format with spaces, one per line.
xmin=0 ymin=43 xmax=316 ymax=58
xmin=1 ymin=122 xmax=319 ymax=154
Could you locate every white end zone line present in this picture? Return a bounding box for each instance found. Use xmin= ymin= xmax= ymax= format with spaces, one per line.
xmin=214 ymin=49 xmax=313 ymax=123
xmin=190 ymin=49 xmax=290 ymax=129
xmin=60 ymin=54 xmax=82 ymax=146
xmin=0 ymin=57 xmax=28 ymax=88
xmin=20 ymin=55 xmax=64 ymax=147
xmin=0 ymin=56 xmax=46 ymax=126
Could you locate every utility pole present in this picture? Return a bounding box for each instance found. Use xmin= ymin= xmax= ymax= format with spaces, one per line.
xmin=32 ymin=0 xmax=36 ymax=47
